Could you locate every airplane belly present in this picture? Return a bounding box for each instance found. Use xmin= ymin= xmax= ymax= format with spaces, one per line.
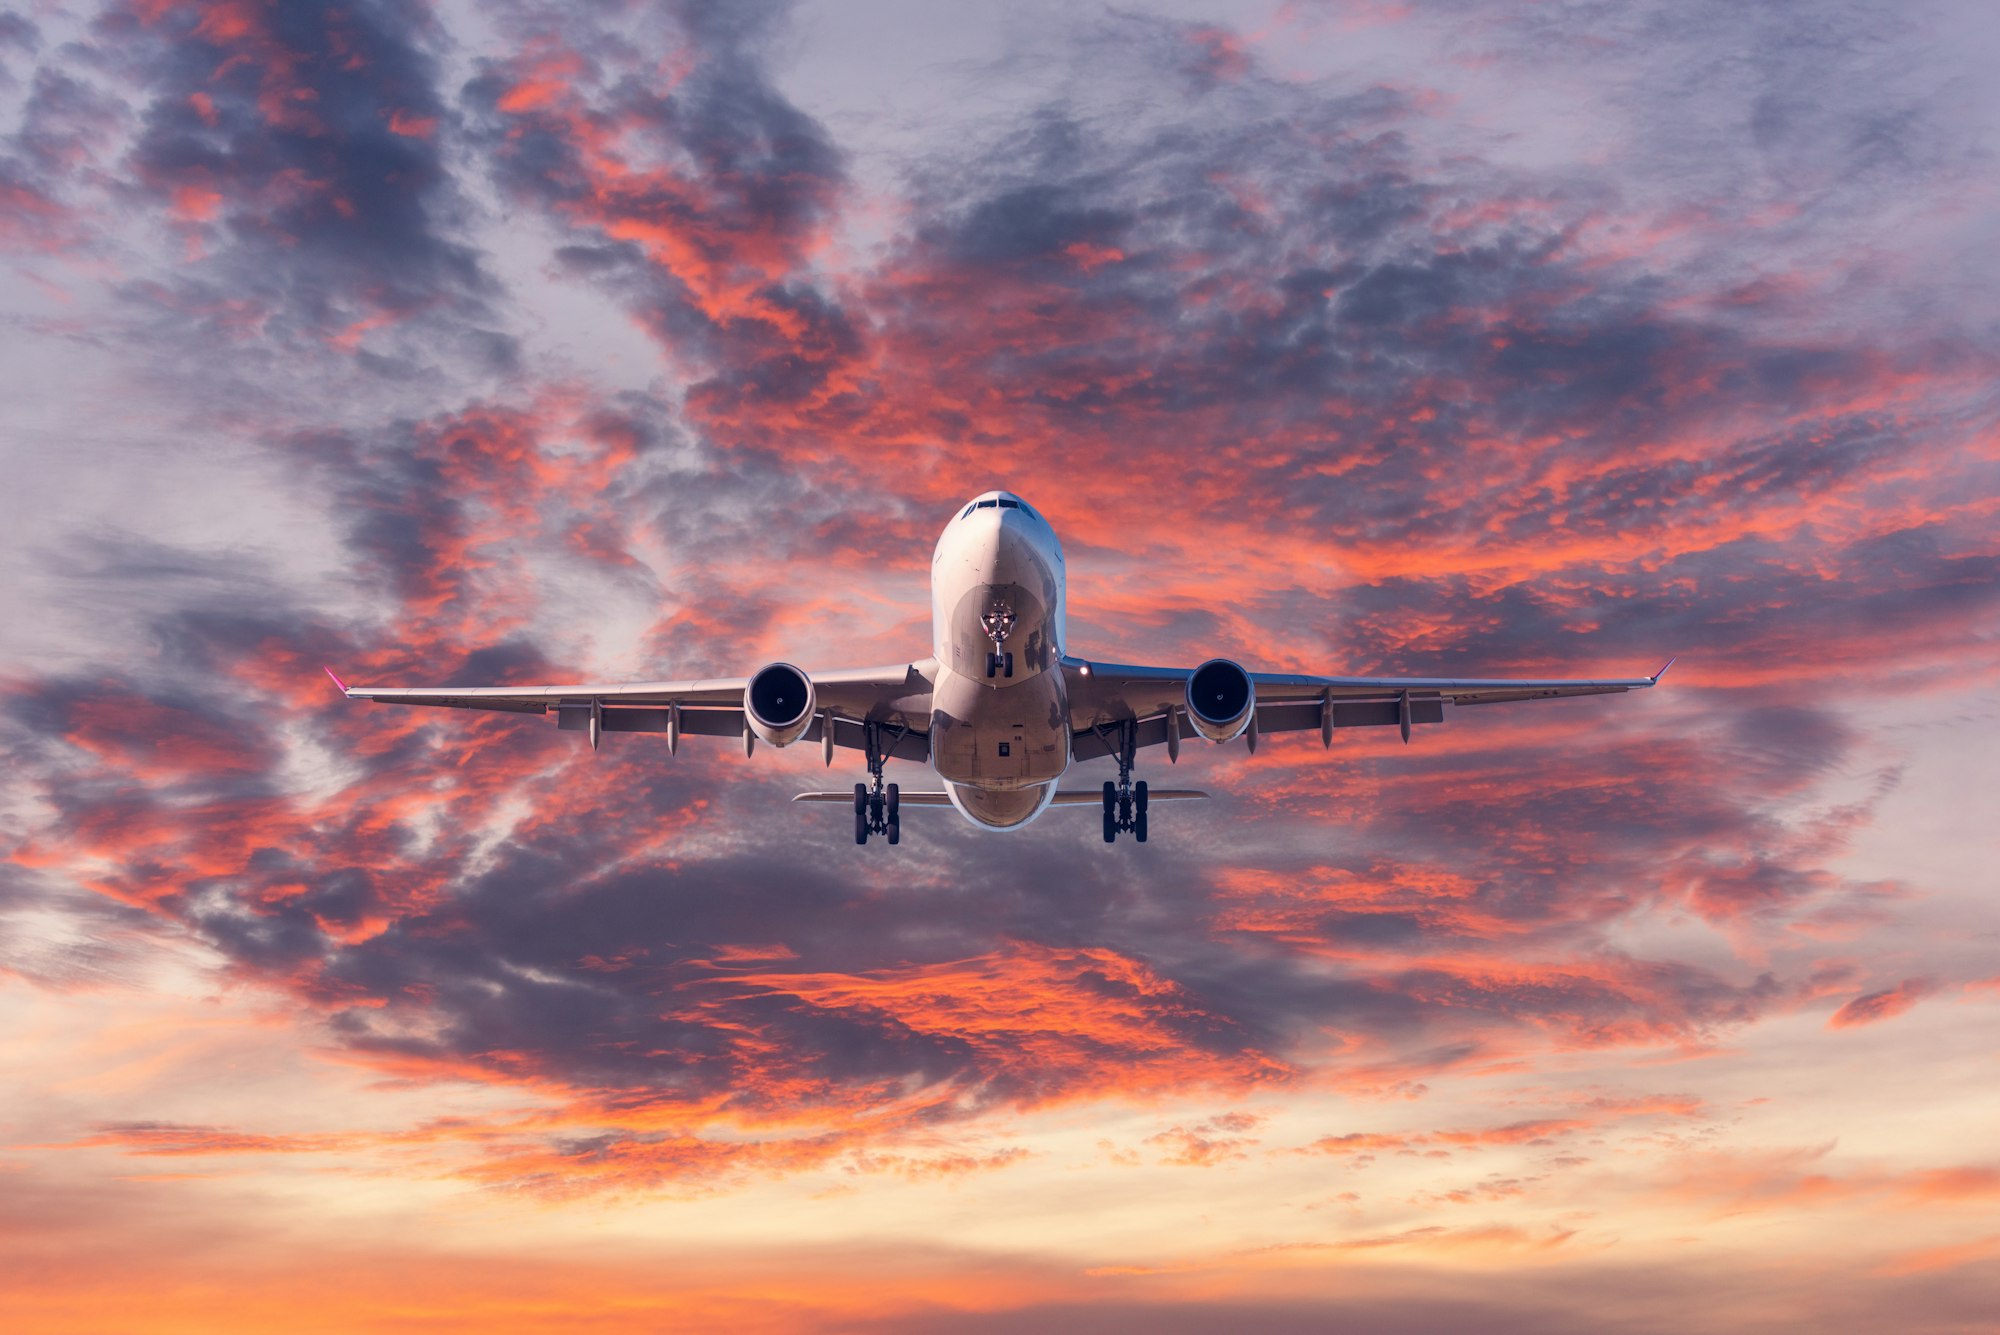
xmin=945 ymin=780 xmax=1058 ymax=829
xmin=930 ymin=666 xmax=1069 ymax=788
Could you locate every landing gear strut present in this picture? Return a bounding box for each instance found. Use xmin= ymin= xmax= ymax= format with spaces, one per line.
xmin=853 ymin=721 xmax=906 ymax=846
xmin=981 ymin=602 xmax=1016 ymax=679
xmin=1097 ymin=719 xmax=1149 ymax=844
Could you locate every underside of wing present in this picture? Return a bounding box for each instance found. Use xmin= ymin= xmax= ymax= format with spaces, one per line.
xmin=1067 ymin=656 xmax=1672 ymax=758
xmin=330 ymin=660 xmax=938 ymax=760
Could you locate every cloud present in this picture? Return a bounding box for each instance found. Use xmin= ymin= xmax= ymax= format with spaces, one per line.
xmin=460 ymin=1 xmax=852 ymax=414
xmin=1828 ymin=977 xmax=1934 ymax=1029
xmin=1146 ymin=1111 xmax=1265 ymax=1166
xmin=79 ymin=0 xmax=512 ymax=391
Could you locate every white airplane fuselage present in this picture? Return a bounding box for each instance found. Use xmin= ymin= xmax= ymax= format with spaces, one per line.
xmin=928 ymin=492 xmax=1070 ymax=829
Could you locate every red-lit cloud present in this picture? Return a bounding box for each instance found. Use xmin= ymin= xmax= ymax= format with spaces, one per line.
xmin=1828 ymin=978 xmax=1933 ymax=1030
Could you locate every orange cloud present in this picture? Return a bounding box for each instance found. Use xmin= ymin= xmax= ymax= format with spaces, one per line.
xmin=1146 ymin=1112 xmax=1265 ymax=1166
xmin=1876 ymin=1233 xmax=2000 ymax=1277
xmin=1894 ymin=1166 xmax=2000 ymax=1205
xmin=710 ymin=945 xmax=1292 ymax=1110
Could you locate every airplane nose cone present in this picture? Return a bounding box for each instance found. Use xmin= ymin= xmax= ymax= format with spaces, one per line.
xmin=936 ymin=498 xmax=1057 ymax=589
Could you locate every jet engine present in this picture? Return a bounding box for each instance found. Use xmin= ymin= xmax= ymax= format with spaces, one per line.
xmin=1185 ymin=658 xmax=1255 ymax=742
xmin=745 ymin=662 xmax=816 ymax=748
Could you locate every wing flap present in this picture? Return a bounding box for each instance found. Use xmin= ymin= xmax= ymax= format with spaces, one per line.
xmin=1255 ymin=696 xmax=1444 ymax=735
xmin=555 ymin=705 xmax=744 ymax=737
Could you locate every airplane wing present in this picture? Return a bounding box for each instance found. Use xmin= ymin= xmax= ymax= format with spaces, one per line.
xmin=1067 ymin=656 xmax=1673 ymax=759
xmin=328 ymin=660 xmax=938 ymax=761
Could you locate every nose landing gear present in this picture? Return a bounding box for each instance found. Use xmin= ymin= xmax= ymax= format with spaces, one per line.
xmin=981 ymin=603 xmax=1017 ymax=679
xmin=1097 ymin=720 xmax=1149 ymax=844
xmin=852 ymin=721 xmax=906 ymax=846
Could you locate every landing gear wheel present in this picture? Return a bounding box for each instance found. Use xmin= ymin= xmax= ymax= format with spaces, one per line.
xmin=1099 ymin=720 xmax=1151 ymax=846
xmin=850 ymin=720 xmax=912 ymax=849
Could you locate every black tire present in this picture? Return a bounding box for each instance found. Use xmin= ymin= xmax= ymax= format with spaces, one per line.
xmin=1103 ymin=808 xmax=1117 ymax=843
xmin=1102 ymin=781 xmax=1116 ymax=814
xmin=887 ymin=783 xmax=900 ymax=816
xmin=855 ymin=807 xmax=869 ymax=845
xmin=854 ymin=783 xmax=867 ymax=814
xmin=1135 ymin=781 xmax=1149 ymax=842
xmin=887 ymin=814 xmax=900 ymax=845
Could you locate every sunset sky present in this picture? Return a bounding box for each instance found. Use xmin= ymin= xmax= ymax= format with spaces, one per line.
xmin=3 ymin=1 xmax=1998 ymax=1330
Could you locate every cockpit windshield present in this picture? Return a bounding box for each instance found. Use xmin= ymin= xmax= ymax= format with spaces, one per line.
xmin=958 ymin=496 xmax=1039 ymax=521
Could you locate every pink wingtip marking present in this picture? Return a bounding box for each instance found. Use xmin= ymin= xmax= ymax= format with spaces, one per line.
xmin=323 ymin=666 xmax=350 ymax=693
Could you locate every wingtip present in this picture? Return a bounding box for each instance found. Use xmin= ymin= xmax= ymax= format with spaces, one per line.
xmin=1651 ymin=655 xmax=1678 ymax=684
xmin=323 ymin=665 xmax=350 ymax=695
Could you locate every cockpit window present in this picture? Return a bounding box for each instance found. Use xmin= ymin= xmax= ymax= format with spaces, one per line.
xmin=962 ymin=496 xmax=1038 ymax=518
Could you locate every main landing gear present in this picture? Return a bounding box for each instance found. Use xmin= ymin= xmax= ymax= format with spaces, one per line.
xmin=1098 ymin=719 xmax=1148 ymax=844
xmin=853 ymin=721 xmax=907 ymax=846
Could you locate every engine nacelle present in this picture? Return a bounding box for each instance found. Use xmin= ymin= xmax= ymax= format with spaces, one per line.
xmin=1185 ymin=658 xmax=1255 ymax=743
xmin=745 ymin=662 xmax=816 ymax=748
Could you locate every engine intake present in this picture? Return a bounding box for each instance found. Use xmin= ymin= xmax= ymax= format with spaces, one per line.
xmin=1185 ymin=658 xmax=1255 ymax=742
xmin=745 ymin=662 xmax=816 ymax=747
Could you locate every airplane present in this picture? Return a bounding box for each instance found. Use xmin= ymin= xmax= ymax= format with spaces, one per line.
xmin=331 ymin=489 xmax=1671 ymax=845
